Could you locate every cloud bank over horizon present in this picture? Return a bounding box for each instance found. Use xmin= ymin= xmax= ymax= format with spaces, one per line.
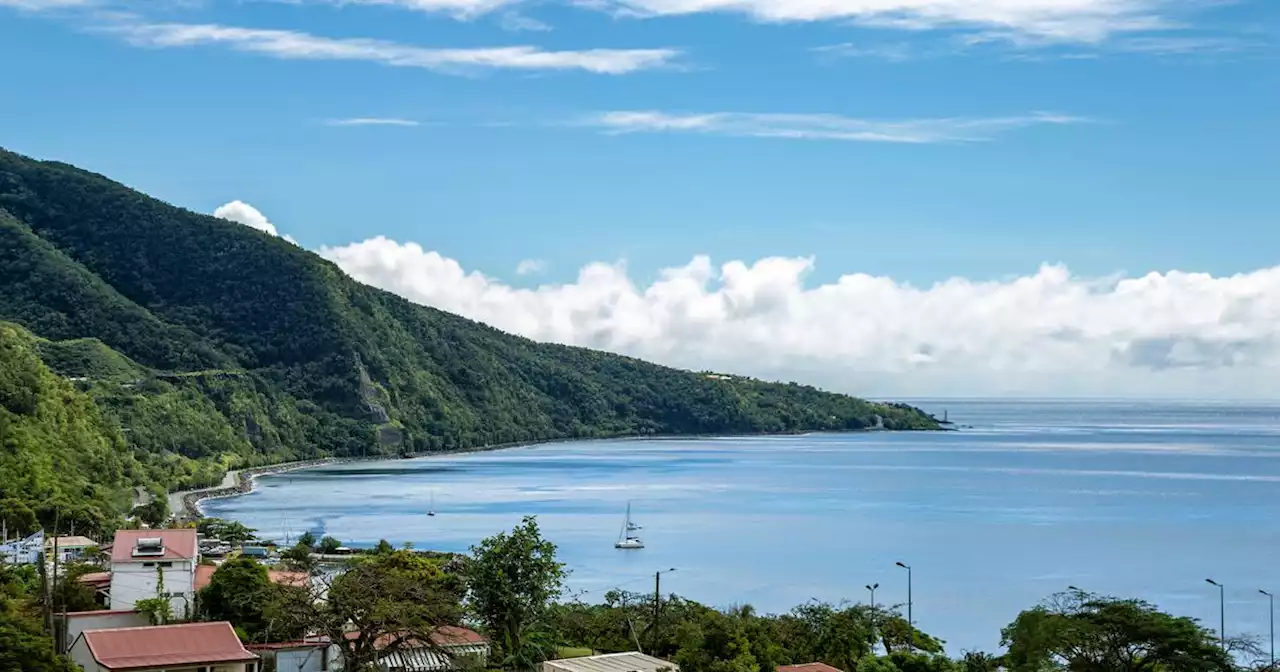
xmin=217 ymin=201 xmax=1280 ymax=400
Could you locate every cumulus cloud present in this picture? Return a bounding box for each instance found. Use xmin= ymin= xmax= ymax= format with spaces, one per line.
xmin=325 ymin=117 xmax=421 ymax=127
xmin=317 ymin=237 xmax=1280 ymax=398
xmin=98 ymin=20 xmax=680 ymax=74
xmin=214 ymin=200 xmax=278 ymax=236
xmin=587 ymin=110 xmax=1088 ymax=143
xmin=516 ymin=259 xmax=548 ymax=275
xmin=214 ymin=200 xmax=298 ymax=243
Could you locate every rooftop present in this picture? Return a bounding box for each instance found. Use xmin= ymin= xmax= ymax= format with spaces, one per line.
xmin=194 ymin=565 xmax=311 ymax=592
xmin=109 ymin=529 xmax=198 ymax=564
xmin=47 ymin=535 xmax=98 ymax=549
xmin=778 ymin=664 xmax=845 ymax=672
xmin=543 ymin=652 xmax=677 ymax=672
xmin=79 ymin=621 xmax=257 ymax=670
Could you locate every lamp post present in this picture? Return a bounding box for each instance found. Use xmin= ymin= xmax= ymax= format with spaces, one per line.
xmin=866 ymin=583 xmax=879 ymax=609
xmin=1206 ymin=578 xmax=1225 ymax=652
xmin=652 ymin=568 xmax=677 ymax=654
xmin=866 ymin=583 xmax=880 ymax=652
xmin=1261 ymin=590 xmax=1275 ymax=669
xmin=896 ymin=560 xmax=916 ymax=650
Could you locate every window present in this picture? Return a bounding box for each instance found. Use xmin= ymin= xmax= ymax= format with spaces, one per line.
xmin=142 ymin=562 xmax=155 ymax=567
xmin=158 ymin=561 xmax=173 ymax=568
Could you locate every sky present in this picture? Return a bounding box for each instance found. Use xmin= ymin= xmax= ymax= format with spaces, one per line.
xmin=1 ymin=0 xmax=1278 ymax=399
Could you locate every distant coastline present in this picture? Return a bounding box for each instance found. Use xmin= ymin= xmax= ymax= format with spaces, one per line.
xmin=177 ymin=421 xmax=947 ymax=519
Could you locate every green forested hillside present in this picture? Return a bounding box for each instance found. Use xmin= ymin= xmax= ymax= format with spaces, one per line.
xmin=0 ymin=147 xmax=938 ymax=531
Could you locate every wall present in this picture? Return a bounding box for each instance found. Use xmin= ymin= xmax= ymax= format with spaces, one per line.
xmin=68 ymin=636 xmax=103 ymax=672
xmin=108 ymin=560 xmax=195 ymax=617
xmin=62 ymin=610 xmax=149 ymax=653
xmin=277 ymin=648 xmax=326 ymax=672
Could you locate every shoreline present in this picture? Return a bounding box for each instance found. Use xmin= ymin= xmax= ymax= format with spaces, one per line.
xmin=177 ymin=423 xmax=945 ymax=519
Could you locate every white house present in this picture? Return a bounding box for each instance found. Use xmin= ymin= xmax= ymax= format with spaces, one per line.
xmin=68 ymin=621 xmax=258 ymax=672
xmin=47 ymin=535 xmax=99 ymax=563
xmin=107 ymin=529 xmax=199 ymax=618
xmin=59 ymin=609 xmax=149 ymax=654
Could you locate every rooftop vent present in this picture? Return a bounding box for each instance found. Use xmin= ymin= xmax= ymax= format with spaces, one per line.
xmin=132 ymin=537 xmax=165 ymax=557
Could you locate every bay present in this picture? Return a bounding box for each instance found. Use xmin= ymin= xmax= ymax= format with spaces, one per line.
xmin=204 ymin=399 xmax=1280 ymax=652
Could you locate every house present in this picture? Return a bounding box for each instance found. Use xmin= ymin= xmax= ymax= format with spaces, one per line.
xmin=107 ymin=529 xmax=199 ymax=617
xmin=778 ymin=664 xmax=845 ymax=672
xmin=344 ymin=626 xmax=490 ymax=672
xmin=48 ymin=536 xmax=100 ymax=563
xmin=48 ymin=535 xmax=98 ymax=562
xmin=539 ymin=652 xmax=677 ymax=672
xmin=246 ymin=638 xmax=332 ymax=672
xmin=194 ymin=565 xmax=311 ymax=592
xmin=68 ymin=621 xmax=258 ymax=672
xmin=0 ymin=530 xmax=45 ymax=565
xmin=78 ymin=571 xmax=113 ymax=604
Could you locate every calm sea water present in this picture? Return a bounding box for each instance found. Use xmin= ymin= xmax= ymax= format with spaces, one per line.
xmin=204 ymin=400 xmax=1280 ymax=652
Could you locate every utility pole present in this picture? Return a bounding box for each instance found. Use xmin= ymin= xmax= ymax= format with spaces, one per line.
xmin=652 ymin=568 xmax=676 ymax=655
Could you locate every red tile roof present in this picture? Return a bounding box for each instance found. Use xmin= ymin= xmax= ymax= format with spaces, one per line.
xmin=66 ymin=609 xmax=140 ymax=618
xmin=778 ymin=664 xmax=844 ymax=672
xmin=194 ymin=565 xmax=310 ymax=592
xmin=80 ymin=621 xmax=257 ymax=670
xmin=109 ymin=529 xmax=198 ymax=564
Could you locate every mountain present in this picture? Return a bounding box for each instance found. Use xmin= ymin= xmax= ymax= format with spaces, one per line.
xmin=0 ymin=147 xmax=938 ymax=532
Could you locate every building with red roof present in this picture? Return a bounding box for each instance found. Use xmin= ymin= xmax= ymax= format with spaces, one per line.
xmin=107 ymin=529 xmax=199 ymax=618
xmin=777 ymin=664 xmax=845 ymax=672
xmin=68 ymin=621 xmax=258 ymax=672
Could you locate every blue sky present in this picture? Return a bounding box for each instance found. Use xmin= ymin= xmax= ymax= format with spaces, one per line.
xmin=2 ymin=0 xmax=1279 ymax=396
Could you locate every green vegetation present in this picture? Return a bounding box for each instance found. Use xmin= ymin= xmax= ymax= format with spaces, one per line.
xmin=0 ymin=565 xmax=76 ymax=672
xmin=0 ymin=146 xmax=937 ymax=532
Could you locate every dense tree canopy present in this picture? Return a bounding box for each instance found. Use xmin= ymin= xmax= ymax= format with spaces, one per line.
xmin=0 ymin=146 xmax=938 ymax=528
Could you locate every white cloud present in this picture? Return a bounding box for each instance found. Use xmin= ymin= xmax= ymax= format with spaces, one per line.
xmin=586 ymin=110 xmax=1087 ymax=143
xmin=516 ymin=259 xmax=549 ymax=275
xmin=597 ymin=0 xmax=1189 ymax=43
xmin=99 ymin=20 xmax=680 ymax=74
xmin=499 ymin=11 xmax=552 ymax=32
xmin=214 ymin=200 xmax=278 ymax=236
xmin=318 ymin=237 xmax=1280 ymax=399
xmin=325 ymin=117 xmax=421 ymax=126
xmin=0 ymin=0 xmax=95 ymax=9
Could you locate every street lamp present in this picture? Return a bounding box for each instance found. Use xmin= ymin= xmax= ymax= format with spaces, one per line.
xmin=1206 ymin=579 xmax=1225 ymax=652
xmin=866 ymin=583 xmax=880 ymax=651
xmin=901 ymin=560 xmax=911 ymax=650
xmin=1261 ymin=589 xmax=1274 ymax=669
xmin=866 ymin=583 xmax=879 ymax=609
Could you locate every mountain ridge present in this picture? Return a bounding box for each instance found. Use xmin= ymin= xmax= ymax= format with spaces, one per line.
xmin=0 ymin=147 xmax=938 ymax=533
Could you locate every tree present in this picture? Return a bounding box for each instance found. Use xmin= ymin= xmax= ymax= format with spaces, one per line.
xmin=469 ymin=516 xmax=567 ymax=668
xmin=297 ymin=530 xmax=316 ymax=549
xmin=198 ymin=557 xmax=276 ymax=640
xmin=0 ymin=565 xmax=77 ymax=672
xmin=0 ymin=498 xmax=37 ymax=537
xmin=197 ymin=518 xmax=257 ymax=545
xmin=1001 ymin=590 xmax=1233 ymax=672
xmin=278 ymin=550 xmax=464 ymax=672
xmin=280 ymin=543 xmax=317 ymax=573
xmin=52 ymin=564 xmax=102 ymax=612
xmin=320 ymin=535 xmax=342 ymax=554
xmin=131 ymin=498 xmax=168 ymax=527
xmin=373 ymin=539 xmax=394 ymax=554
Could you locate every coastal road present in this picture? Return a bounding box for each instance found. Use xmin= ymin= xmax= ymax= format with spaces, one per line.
xmin=167 ymin=469 xmax=241 ymax=517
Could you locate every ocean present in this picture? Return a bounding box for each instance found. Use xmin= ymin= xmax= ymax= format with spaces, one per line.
xmin=203 ymin=399 xmax=1280 ymax=652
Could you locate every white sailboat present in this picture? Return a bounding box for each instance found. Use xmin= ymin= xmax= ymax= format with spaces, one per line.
xmin=615 ymin=502 xmax=644 ymax=549
xmin=428 ymin=489 xmax=436 ymax=517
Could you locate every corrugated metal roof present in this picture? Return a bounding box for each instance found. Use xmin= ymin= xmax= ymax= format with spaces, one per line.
xmin=380 ymin=644 xmax=489 ymax=671
xmin=81 ymin=621 xmax=257 ymax=670
xmin=778 ymin=663 xmax=844 ymax=672
xmin=110 ymin=529 xmax=198 ymax=563
xmin=543 ymin=652 xmax=678 ymax=672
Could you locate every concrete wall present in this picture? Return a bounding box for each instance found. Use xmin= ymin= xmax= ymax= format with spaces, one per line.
xmin=108 ymin=560 xmax=195 ymax=617
xmin=62 ymin=611 xmax=148 ymax=653
xmin=277 ymin=648 xmax=327 ymax=672
xmin=69 ymin=636 xmax=102 ymax=672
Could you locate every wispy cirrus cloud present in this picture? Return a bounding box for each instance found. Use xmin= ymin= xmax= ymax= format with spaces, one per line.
xmin=325 ymin=117 xmax=421 ymax=126
xmin=585 ymin=110 xmax=1088 ymax=144
xmin=498 ymin=11 xmax=552 ymax=32
xmin=97 ymin=20 xmax=680 ymax=74
xmin=0 ymin=0 xmax=95 ymax=8
xmin=516 ymin=258 xmax=549 ymax=275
